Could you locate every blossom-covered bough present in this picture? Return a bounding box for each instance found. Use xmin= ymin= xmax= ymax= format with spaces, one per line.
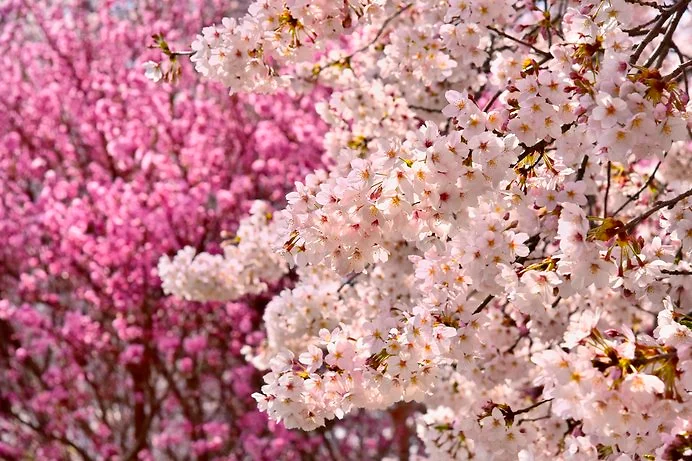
xmin=159 ymin=0 xmax=692 ymax=459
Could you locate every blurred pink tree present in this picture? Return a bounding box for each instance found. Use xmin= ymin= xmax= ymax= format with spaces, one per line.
xmin=0 ymin=0 xmax=383 ymax=459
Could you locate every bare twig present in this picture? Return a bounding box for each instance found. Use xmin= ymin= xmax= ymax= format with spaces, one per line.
xmin=663 ymin=58 xmax=692 ymax=81
xmin=338 ymin=271 xmax=362 ymax=292
xmin=624 ymin=0 xmax=670 ymax=9
xmin=613 ymin=157 xmax=664 ymax=215
xmin=487 ymin=25 xmax=552 ymax=58
xmin=661 ymin=269 xmax=692 ymax=275
xmin=629 ymin=0 xmax=688 ymax=65
xmin=512 ymin=399 xmax=553 ymax=417
xmin=624 ymin=187 xmax=692 ymax=233
xmin=644 ymin=2 xmax=688 ymax=68
xmin=315 ymin=4 xmax=413 ymax=75
xmin=170 ymin=50 xmax=195 ymax=57
xmin=483 ymin=89 xmax=503 ymax=112
xmin=603 ymin=161 xmax=612 ymax=218
xmin=472 ymin=294 xmax=495 ymax=315
xmin=576 ymin=155 xmax=589 ymax=181
xmin=410 ymin=104 xmax=443 ymax=114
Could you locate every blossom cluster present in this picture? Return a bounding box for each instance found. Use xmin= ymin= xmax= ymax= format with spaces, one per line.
xmin=161 ymin=0 xmax=692 ymax=459
xmin=158 ymin=201 xmax=288 ymax=301
xmin=189 ymin=0 xmax=386 ymax=93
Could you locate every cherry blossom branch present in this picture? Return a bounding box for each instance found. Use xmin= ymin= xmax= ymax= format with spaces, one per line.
xmin=511 ymin=398 xmax=553 ymax=417
xmin=390 ymin=403 xmax=416 ymax=461
xmin=644 ymin=1 xmax=688 ymax=68
xmin=6 ymin=409 xmax=95 ymax=461
xmin=663 ymin=59 xmax=692 ymax=82
xmin=603 ymin=161 xmax=612 ymax=218
xmin=512 ymin=123 xmax=574 ymax=168
xmin=661 ymin=269 xmax=692 ymax=275
xmin=624 ymin=0 xmax=670 ymax=10
xmin=141 ymin=0 xmax=692 ymax=453
xmin=504 ymin=331 xmax=529 ymax=354
xmin=624 ymin=186 xmax=692 ymax=232
xmin=315 ymin=3 xmax=413 ymax=75
xmin=613 ymin=156 xmax=664 ymax=215
xmin=338 ymin=271 xmax=363 ymax=292
xmin=169 ymin=50 xmax=195 ymax=57
xmin=483 ymin=89 xmax=504 ymax=112
xmin=486 ymin=26 xmax=551 ymax=58
xmin=576 ymin=155 xmax=590 ymax=181
xmin=473 ymin=234 xmax=541 ymax=315
xmin=410 ymin=104 xmax=443 ymax=113
xmin=472 ymin=294 xmax=495 ymax=315
xmin=625 ymin=14 xmax=664 ymax=36
xmin=320 ymin=431 xmax=342 ymax=461
xmin=357 ymin=4 xmax=414 ymax=53
xmin=629 ymin=0 xmax=687 ymax=65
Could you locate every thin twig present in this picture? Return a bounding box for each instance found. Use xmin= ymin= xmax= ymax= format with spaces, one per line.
xmin=512 ymin=398 xmax=554 ymax=417
xmin=603 ymin=161 xmax=612 ymax=218
xmin=472 ymin=295 xmax=495 ymax=315
xmin=511 ymin=123 xmax=573 ymax=168
xmin=668 ymin=43 xmax=691 ymax=97
xmin=483 ymin=89 xmax=503 ymax=112
xmin=170 ymin=50 xmax=196 ymax=57
xmin=624 ymin=187 xmax=692 ymax=233
xmin=487 ymin=26 xmax=552 ymax=58
xmin=613 ymin=157 xmax=664 ymax=215
xmin=576 ymin=155 xmax=589 ymax=181
xmin=663 ymin=58 xmax=692 ymax=81
xmin=629 ymin=1 xmax=681 ymax=65
xmin=661 ymin=269 xmax=692 ymax=275
xmin=644 ymin=2 xmax=688 ymax=68
xmin=504 ymin=333 xmax=528 ymax=354
xmin=517 ymin=413 xmax=552 ymax=425
xmin=472 ymin=234 xmax=541 ymax=315
xmin=624 ymin=0 xmax=670 ymax=9
xmin=316 ymin=4 xmax=413 ymax=75
xmin=625 ymin=14 xmax=664 ymax=36
xmin=409 ymin=104 xmax=443 ymax=113
xmin=338 ymin=272 xmax=362 ymax=292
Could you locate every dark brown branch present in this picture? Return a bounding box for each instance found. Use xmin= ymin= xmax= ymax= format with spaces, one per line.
xmin=170 ymin=50 xmax=195 ymax=57
xmin=472 ymin=294 xmax=495 ymax=315
xmin=624 ymin=0 xmax=671 ymax=9
xmin=576 ymin=155 xmax=590 ymax=181
xmin=6 ymin=409 xmax=95 ymax=461
xmin=315 ymin=4 xmax=413 ymax=75
xmin=483 ymin=89 xmax=503 ymax=112
xmin=512 ymin=398 xmax=553 ymax=417
xmin=338 ymin=271 xmax=363 ymax=292
xmin=409 ymin=104 xmax=443 ymax=113
xmin=661 ymin=269 xmax=692 ymax=275
xmin=603 ymin=161 xmax=612 ymax=218
xmin=624 ymin=187 xmax=692 ymax=233
xmin=629 ymin=0 xmax=687 ymax=65
xmin=663 ymin=58 xmax=692 ymax=81
xmin=644 ymin=2 xmax=688 ymax=68
xmin=613 ymin=157 xmax=664 ymax=215
xmin=487 ymin=26 xmax=551 ymax=58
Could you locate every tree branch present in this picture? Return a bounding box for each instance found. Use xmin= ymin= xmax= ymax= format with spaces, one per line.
xmin=624 ymin=187 xmax=692 ymax=233
xmin=603 ymin=161 xmax=612 ymax=218
xmin=487 ymin=26 xmax=551 ymax=58
xmin=613 ymin=156 xmax=664 ymax=216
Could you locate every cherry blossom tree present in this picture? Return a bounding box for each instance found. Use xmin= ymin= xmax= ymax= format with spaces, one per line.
xmin=159 ymin=0 xmax=692 ymax=459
